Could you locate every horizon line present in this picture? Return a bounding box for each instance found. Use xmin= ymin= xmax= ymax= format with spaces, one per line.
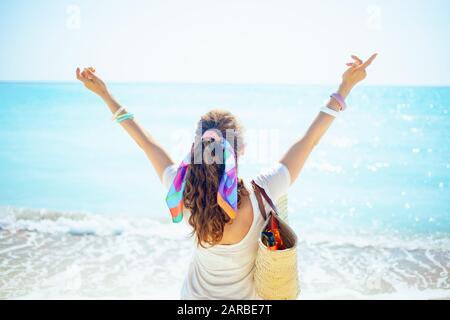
xmin=0 ymin=80 xmax=449 ymax=88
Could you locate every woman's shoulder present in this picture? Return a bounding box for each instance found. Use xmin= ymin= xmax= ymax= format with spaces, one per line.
xmin=251 ymin=162 xmax=291 ymax=201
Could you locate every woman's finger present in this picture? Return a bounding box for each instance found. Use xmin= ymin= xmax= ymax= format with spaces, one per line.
xmin=82 ymin=68 xmax=94 ymax=80
xmin=352 ymin=59 xmax=362 ymax=67
xmin=361 ymin=53 xmax=378 ymax=69
xmin=84 ymin=68 xmax=93 ymax=80
xmin=351 ymin=55 xmax=363 ymax=64
xmin=76 ymin=67 xmax=86 ymax=82
xmin=346 ymin=62 xmax=357 ymax=68
xmin=85 ymin=68 xmax=99 ymax=81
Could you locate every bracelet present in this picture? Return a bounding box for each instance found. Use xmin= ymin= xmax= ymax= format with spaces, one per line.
xmin=320 ymin=105 xmax=340 ymax=118
xmin=330 ymin=93 xmax=347 ymax=111
xmin=116 ymin=113 xmax=134 ymax=123
xmin=112 ymin=107 xmax=126 ymax=121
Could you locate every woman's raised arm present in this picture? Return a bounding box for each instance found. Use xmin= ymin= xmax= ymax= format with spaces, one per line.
xmin=280 ymin=54 xmax=377 ymax=184
xmin=76 ymin=67 xmax=174 ymax=181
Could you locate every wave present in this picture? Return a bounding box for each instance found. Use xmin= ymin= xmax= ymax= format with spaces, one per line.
xmin=1 ymin=205 xmax=449 ymax=300
xmin=0 ymin=206 xmax=189 ymax=238
xmin=1 ymin=205 xmax=449 ymax=251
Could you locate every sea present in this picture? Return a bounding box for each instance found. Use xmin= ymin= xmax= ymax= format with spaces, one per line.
xmin=0 ymin=82 xmax=449 ymax=299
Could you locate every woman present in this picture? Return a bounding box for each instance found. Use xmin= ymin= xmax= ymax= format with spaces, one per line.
xmin=76 ymin=53 xmax=377 ymax=299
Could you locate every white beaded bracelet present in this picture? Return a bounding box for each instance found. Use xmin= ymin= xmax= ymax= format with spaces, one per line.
xmin=112 ymin=106 xmax=126 ymax=121
xmin=320 ymin=105 xmax=340 ymax=118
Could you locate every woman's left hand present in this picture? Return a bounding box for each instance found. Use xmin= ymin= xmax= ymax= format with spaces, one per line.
xmin=76 ymin=67 xmax=109 ymax=98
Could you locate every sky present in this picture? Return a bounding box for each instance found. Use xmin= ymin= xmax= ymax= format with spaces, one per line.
xmin=0 ymin=0 xmax=449 ymax=85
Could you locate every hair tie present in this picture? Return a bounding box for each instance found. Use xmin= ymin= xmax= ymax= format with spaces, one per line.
xmin=165 ymin=129 xmax=238 ymax=223
xmin=201 ymin=129 xmax=222 ymax=141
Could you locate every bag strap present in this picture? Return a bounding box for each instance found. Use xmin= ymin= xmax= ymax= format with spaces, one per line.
xmin=252 ymin=181 xmax=267 ymax=221
xmin=251 ymin=180 xmax=278 ymax=220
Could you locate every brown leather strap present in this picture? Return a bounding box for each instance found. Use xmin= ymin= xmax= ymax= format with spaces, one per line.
xmin=252 ymin=180 xmax=278 ymax=216
xmin=252 ymin=181 xmax=267 ymax=220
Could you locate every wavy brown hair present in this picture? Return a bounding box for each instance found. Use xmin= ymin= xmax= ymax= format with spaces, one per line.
xmin=183 ymin=109 xmax=248 ymax=247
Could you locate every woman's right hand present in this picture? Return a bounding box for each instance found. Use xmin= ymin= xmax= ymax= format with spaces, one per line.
xmin=333 ymin=53 xmax=378 ymax=100
xmin=341 ymin=54 xmax=377 ymax=91
xmin=76 ymin=67 xmax=109 ymax=98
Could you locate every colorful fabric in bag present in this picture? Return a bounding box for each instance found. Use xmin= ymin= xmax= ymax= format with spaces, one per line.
xmin=252 ymin=180 xmax=299 ymax=300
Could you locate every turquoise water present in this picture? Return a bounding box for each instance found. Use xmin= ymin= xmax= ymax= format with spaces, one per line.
xmin=0 ymin=83 xmax=449 ymax=299
xmin=0 ymin=83 xmax=449 ymax=234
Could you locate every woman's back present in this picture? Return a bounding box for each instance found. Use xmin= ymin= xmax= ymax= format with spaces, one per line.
xmin=163 ymin=163 xmax=290 ymax=300
xmin=219 ymin=190 xmax=254 ymax=245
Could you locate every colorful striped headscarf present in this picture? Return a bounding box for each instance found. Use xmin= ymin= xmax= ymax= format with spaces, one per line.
xmin=165 ymin=129 xmax=238 ymax=223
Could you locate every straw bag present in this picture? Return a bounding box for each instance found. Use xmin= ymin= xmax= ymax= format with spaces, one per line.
xmin=252 ymin=181 xmax=299 ymax=300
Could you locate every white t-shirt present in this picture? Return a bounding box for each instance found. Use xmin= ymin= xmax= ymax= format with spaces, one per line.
xmin=162 ymin=163 xmax=291 ymax=300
